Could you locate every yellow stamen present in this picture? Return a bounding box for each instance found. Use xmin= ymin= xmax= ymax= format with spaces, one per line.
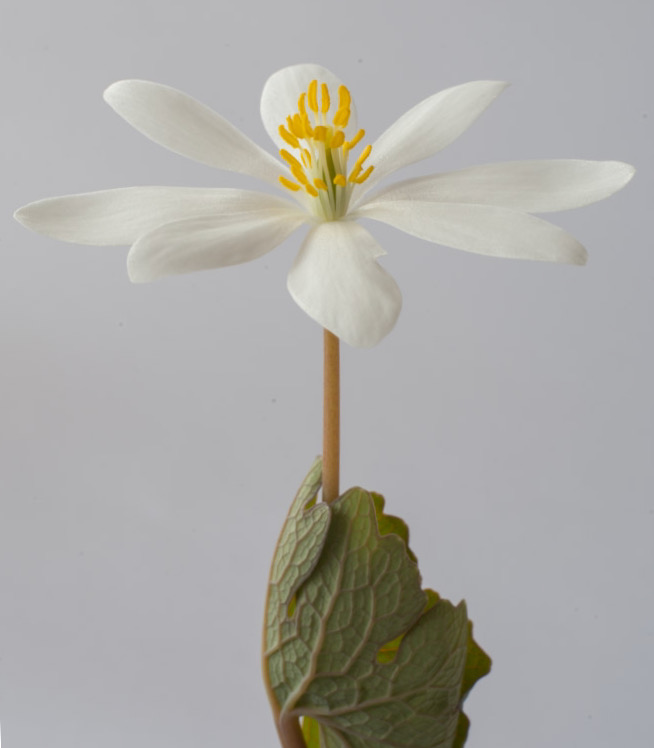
xmin=279 ymin=175 xmax=301 ymax=192
xmin=275 ymin=79 xmax=372 ymax=218
xmin=280 ymin=149 xmax=303 ymax=171
xmin=338 ymin=85 xmax=351 ymax=110
xmin=293 ymin=114 xmax=307 ymax=138
xmin=344 ymin=128 xmax=365 ymax=151
xmin=354 ymin=165 xmax=374 ymax=184
xmin=348 ymin=164 xmax=362 ymax=182
xmin=333 ymin=108 xmax=350 ymax=128
xmin=333 ymin=86 xmax=352 ymax=128
xmin=321 ymin=83 xmax=330 ymax=114
xmin=355 ymin=143 xmax=372 ymax=167
xmin=308 ymin=80 xmax=319 ymax=113
xmin=330 ymin=130 xmax=345 ymax=149
xmin=349 ymin=144 xmax=372 ymax=181
xmin=287 ymin=115 xmax=302 ymax=139
xmin=279 ymin=125 xmax=299 ymax=149
xmin=291 ymin=165 xmax=309 ymax=185
xmin=301 ymin=113 xmax=314 ymax=137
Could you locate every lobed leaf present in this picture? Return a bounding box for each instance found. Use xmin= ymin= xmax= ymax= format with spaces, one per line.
xmin=264 ymin=460 xmax=490 ymax=748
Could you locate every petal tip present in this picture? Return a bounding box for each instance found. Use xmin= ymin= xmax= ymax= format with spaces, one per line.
xmin=601 ymin=159 xmax=636 ymax=188
xmin=597 ymin=160 xmax=636 ymax=203
xmin=126 ymin=257 xmax=150 ymax=284
xmin=103 ymin=79 xmax=148 ymax=108
xmin=13 ymin=205 xmax=28 ymax=225
xmin=618 ymin=161 xmax=636 ymax=185
xmin=480 ymin=80 xmax=511 ymax=94
xmin=126 ymin=249 xmax=151 ymax=283
xmin=127 ymin=270 xmax=150 ymax=284
xmin=490 ymin=80 xmax=511 ymax=98
xmin=573 ymin=246 xmax=589 ymax=266
xmin=13 ymin=202 xmax=41 ymax=233
xmin=102 ymin=80 xmax=125 ymax=105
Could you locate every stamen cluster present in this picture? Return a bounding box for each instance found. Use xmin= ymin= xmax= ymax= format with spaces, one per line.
xmin=277 ymin=80 xmax=373 ymax=219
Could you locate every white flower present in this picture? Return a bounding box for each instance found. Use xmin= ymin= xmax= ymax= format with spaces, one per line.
xmin=15 ymin=64 xmax=634 ymax=348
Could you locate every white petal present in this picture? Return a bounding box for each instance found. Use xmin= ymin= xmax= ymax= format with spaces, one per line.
xmin=260 ymin=64 xmax=358 ymax=151
xmin=362 ymin=160 xmax=635 ymax=213
xmin=355 ymin=201 xmax=588 ymax=265
xmin=14 ymin=187 xmax=299 ymax=246
xmin=104 ymin=80 xmax=283 ymax=186
xmin=128 ymin=209 xmax=306 ymax=283
xmin=287 ymin=221 xmax=401 ymax=348
xmin=354 ymin=81 xmax=509 ymax=202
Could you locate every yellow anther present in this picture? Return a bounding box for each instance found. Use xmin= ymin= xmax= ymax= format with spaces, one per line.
xmin=344 ymin=128 xmax=365 ymax=150
xmin=333 ymin=107 xmax=350 ymax=128
xmin=349 ymin=144 xmax=372 ymax=180
xmin=275 ymin=79 xmax=370 ymax=214
xmin=280 ymin=149 xmax=303 ymax=171
xmin=291 ymin=165 xmax=309 ymax=185
xmin=286 ymin=115 xmax=301 ymax=139
xmin=348 ymin=164 xmax=362 ymax=182
xmin=354 ymin=165 xmax=374 ymax=184
xmin=279 ymin=175 xmax=301 ymax=192
xmin=308 ymin=80 xmax=319 ymax=113
xmin=293 ymin=114 xmax=307 ymax=138
xmin=338 ymin=85 xmax=351 ymax=110
xmin=301 ymin=113 xmax=314 ymax=138
xmin=279 ymin=125 xmax=299 ymax=149
xmin=355 ymin=143 xmax=372 ymax=167
xmin=330 ymin=130 xmax=345 ymax=149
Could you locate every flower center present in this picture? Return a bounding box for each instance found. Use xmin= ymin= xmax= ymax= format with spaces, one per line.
xmin=277 ymin=79 xmax=373 ymax=220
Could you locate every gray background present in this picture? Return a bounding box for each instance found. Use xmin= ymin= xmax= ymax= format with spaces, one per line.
xmin=1 ymin=0 xmax=652 ymax=746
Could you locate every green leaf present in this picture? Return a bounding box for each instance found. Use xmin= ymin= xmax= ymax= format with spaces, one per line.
xmin=371 ymin=492 xmax=417 ymax=563
xmin=264 ymin=461 xmax=490 ymax=748
xmin=461 ymin=623 xmax=492 ymax=702
xmin=264 ymin=457 xmax=332 ymax=711
xmin=451 ymin=624 xmax=492 ymax=748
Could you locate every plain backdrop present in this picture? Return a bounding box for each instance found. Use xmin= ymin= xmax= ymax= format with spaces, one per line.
xmin=1 ymin=1 xmax=652 ymax=747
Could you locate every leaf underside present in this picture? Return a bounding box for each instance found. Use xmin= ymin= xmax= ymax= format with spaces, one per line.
xmin=264 ymin=459 xmax=490 ymax=748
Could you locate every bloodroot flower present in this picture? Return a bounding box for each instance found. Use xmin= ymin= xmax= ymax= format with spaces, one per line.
xmin=15 ymin=64 xmax=634 ymax=347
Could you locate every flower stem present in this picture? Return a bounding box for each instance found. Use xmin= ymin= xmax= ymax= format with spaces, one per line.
xmin=323 ymin=329 xmax=340 ymax=504
xmin=262 ymin=331 xmax=340 ymax=748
